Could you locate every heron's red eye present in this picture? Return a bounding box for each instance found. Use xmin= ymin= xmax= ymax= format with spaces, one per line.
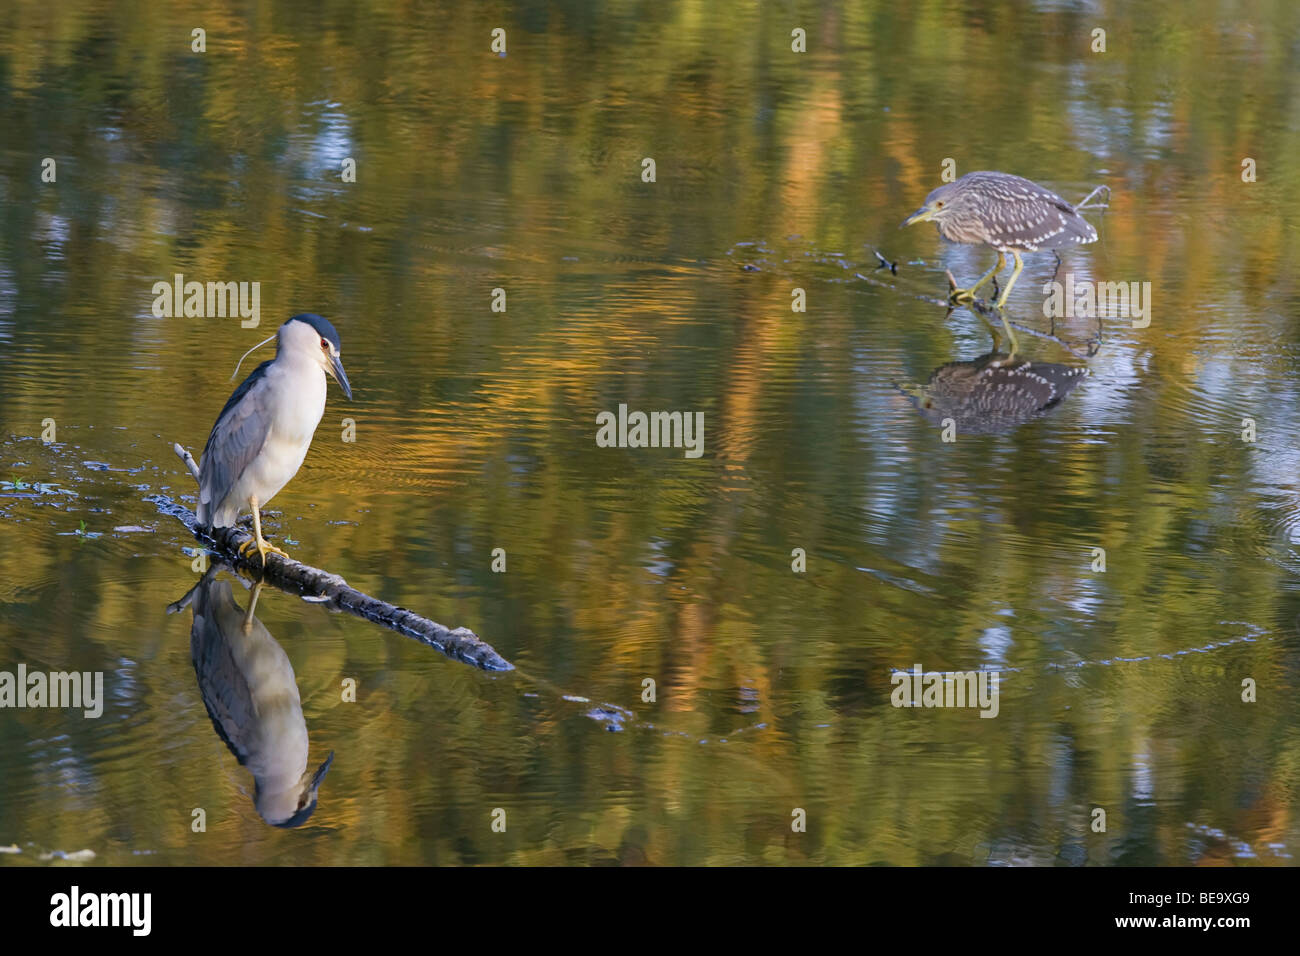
xmin=320 ymin=338 xmax=329 ymax=350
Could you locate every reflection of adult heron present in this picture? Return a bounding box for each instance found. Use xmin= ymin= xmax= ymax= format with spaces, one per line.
xmin=897 ymin=351 xmax=1087 ymax=435
xmin=182 ymin=567 xmax=334 ymax=827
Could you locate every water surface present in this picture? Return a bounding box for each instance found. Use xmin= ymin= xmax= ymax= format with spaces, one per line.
xmin=1 ymin=0 xmax=1298 ymax=865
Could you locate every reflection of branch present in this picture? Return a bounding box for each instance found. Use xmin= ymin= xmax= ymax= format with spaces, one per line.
xmin=157 ymin=443 xmax=513 ymax=672
xmin=965 ymin=296 xmax=1102 ymax=359
xmin=852 ymin=271 xmax=1101 ymax=359
xmin=165 ymin=577 xmax=201 ymax=614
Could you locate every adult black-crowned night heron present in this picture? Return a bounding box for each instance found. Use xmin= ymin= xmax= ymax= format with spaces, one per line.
xmin=898 ymin=351 xmax=1087 ymax=434
xmin=903 ymin=171 xmax=1100 ymax=354
xmin=197 ymin=314 xmax=352 ymax=566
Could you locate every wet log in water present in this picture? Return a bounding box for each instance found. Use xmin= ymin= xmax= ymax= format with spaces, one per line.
xmin=156 ymin=442 xmax=513 ymax=672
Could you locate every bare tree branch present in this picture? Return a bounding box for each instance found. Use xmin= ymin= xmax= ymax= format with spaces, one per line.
xmin=156 ymin=443 xmax=513 ymax=672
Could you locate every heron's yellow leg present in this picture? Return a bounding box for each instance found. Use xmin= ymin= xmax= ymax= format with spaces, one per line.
xmin=995 ymin=250 xmax=1024 ymax=308
xmin=236 ymin=496 xmax=290 ymax=567
xmin=951 ymin=252 xmax=1005 ymax=302
xmin=992 ymin=250 xmax=1023 ymax=359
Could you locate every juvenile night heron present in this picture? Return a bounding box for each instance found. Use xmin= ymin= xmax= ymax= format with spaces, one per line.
xmin=197 ymin=314 xmax=352 ymax=566
xmin=903 ymin=171 xmax=1101 ymax=354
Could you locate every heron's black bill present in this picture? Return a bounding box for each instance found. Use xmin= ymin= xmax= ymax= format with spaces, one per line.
xmin=329 ymin=354 xmax=353 ymax=400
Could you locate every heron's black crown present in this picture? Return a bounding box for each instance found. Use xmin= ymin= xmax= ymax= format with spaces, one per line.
xmin=286 ymin=313 xmax=342 ymax=352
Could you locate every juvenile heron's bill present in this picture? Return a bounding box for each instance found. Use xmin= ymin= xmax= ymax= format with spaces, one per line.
xmin=902 ymin=205 xmax=936 ymax=227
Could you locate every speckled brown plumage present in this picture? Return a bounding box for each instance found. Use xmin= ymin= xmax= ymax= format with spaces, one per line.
xmin=913 ymin=171 xmax=1097 ymax=252
xmin=902 ymin=352 xmax=1088 ymax=434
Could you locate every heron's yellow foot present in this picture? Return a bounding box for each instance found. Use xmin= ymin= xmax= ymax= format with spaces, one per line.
xmin=950 ymin=253 xmax=1005 ymax=305
xmin=256 ymin=538 xmax=290 ymax=566
xmin=236 ymin=535 xmax=290 ymax=567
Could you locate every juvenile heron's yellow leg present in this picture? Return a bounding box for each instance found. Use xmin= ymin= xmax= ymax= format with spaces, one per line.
xmin=236 ymin=495 xmax=290 ymax=567
xmin=995 ymin=250 xmax=1024 ymax=308
xmin=991 ymin=250 xmax=1024 ymax=359
xmin=951 ymin=252 xmax=1005 ymax=302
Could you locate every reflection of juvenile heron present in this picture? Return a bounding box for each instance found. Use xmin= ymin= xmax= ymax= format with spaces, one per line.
xmin=897 ymin=351 xmax=1087 ymax=435
xmin=181 ymin=567 xmax=334 ymax=827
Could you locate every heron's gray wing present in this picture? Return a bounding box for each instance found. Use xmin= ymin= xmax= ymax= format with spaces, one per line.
xmin=1050 ymin=208 xmax=1098 ymax=246
xmin=981 ymin=177 xmax=1096 ymax=248
xmin=198 ymin=360 xmax=275 ymax=523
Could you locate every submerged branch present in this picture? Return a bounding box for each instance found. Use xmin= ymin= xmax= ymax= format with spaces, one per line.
xmin=156 ymin=442 xmax=513 ymax=672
